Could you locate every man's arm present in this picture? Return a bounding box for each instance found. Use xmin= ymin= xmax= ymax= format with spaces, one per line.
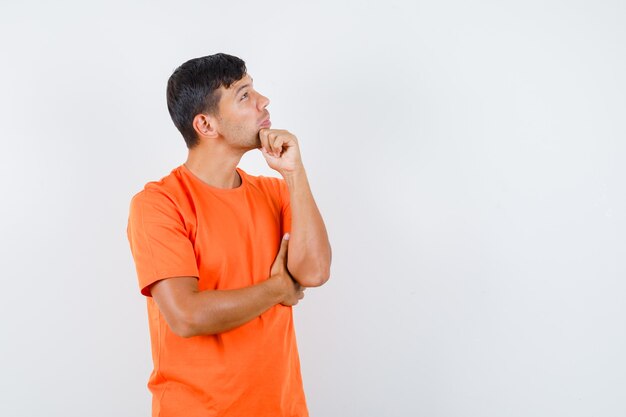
xmin=260 ymin=129 xmax=332 ymax=287
xmin=151 ymin=235 xmax=304 ymax=338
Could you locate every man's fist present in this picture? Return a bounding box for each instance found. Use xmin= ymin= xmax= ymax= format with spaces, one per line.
xmin=259 ymin=129 xmax=303 ymax=175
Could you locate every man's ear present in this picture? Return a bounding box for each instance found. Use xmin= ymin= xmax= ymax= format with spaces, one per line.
xmin=192 ymin=113 xmax=219 ymax=140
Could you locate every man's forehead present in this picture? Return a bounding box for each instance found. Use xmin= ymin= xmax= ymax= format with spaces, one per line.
xmin=227 ymin=74 xmax=253 ymax=92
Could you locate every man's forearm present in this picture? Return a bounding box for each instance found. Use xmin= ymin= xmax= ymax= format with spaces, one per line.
xmin=151 ymin=276 xmax=285 ymax=338
xmin=283 ymin=166 xmax=332 ymax=287
xmin=184 ymin=279 xmax=286 ymax=336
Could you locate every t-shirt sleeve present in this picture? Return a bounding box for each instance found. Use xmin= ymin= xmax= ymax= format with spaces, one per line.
xmin=127 ymin=190 xmax=199 ymax=297
xmin=278 ymin=179 xmax=292 ymax=235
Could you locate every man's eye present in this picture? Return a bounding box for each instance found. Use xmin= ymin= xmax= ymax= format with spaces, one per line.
xmin=240 ymin=92 xmax=248 ymax=101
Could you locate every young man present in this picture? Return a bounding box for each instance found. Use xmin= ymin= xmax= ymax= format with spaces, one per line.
xmin=127 ymin=53 xmax=331 ymax=417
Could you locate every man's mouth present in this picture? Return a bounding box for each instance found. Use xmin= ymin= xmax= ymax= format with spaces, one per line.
xmin=259 ymin=115 xmax=271 ymax=128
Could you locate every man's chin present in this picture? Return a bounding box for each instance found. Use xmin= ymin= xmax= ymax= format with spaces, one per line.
xmin=239 ymin=137 xmax=261 ymax=152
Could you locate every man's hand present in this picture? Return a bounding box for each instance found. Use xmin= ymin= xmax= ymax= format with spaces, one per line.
xmin=259 ymin=129 xmax=303 ymax=175
xmin=269 ymin=234 xmax=305 ymax=306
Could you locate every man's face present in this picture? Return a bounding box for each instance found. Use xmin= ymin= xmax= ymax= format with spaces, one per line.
xmin=215 ymin=74 xmax=271 ymax=150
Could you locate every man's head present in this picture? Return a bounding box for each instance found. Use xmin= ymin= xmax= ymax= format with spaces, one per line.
xmin=166 ymin=53 xmax=270 ymax=150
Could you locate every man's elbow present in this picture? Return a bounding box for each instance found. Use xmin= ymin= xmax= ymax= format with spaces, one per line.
xmin=288 ymin=246 xmax=332 ymax=287
xmin=304 ymin=271 xmax=331 ymax=288
xmin=289 ymin=262 xmax=331 ymax=288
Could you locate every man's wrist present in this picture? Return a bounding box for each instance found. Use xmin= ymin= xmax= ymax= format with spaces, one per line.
xmin=281 ymin=164 xmax=307 ymax=187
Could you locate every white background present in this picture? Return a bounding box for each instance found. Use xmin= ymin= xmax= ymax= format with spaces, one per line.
xmin=1 ymin=1 xmax=625 ymax=416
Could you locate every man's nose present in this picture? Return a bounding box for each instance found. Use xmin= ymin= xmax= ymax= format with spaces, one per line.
xmin=258 ymin=93 xmax=270 ymax=110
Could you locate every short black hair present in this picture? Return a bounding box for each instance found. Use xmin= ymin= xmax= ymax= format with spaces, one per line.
xmin=166 ymin=53 xmax=247 ymax=148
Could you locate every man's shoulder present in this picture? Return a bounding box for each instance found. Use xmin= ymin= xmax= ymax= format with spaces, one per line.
xmin=130 ymin=166 xmax=188 ymax=210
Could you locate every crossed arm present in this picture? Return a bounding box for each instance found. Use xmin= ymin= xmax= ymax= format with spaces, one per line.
xmin=150 ymin=130 xmax=331 ymax=338
xmin=150 ymin=236 xmax=304 ymax=338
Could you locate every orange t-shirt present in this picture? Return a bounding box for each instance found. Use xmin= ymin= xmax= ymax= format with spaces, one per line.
xmin=127 ymin=165 xmax=308 ymax=417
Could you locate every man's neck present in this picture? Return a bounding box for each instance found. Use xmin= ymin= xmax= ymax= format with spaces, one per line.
xmin=184 ymin=144 xmax=246 ymax=189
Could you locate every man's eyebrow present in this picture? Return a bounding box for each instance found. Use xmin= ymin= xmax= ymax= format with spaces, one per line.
xmin=234 ymin=77 xmax=253 ymax=96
